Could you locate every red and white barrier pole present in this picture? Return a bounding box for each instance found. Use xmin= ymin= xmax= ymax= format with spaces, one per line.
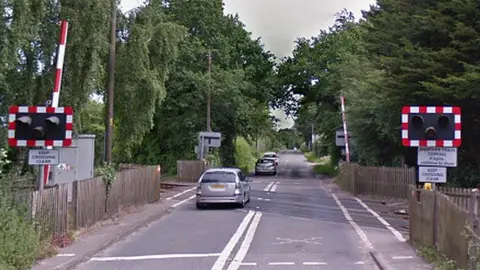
xmin=340 ymin=95 xmax=350 ymax=163
xmin=43 ymin=20 xmax=69 ymax=185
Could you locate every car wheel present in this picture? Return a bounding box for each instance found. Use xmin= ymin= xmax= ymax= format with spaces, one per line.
xmin=196 ymin=203 xmax=204 ymax=209
xmin=238 ymin=196 xmax=246 ymax=208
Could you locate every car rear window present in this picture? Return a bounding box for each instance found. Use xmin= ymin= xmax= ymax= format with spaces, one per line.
xmin=264 ymin=154 xmax=276 ymax=158
xmin=257 ymin=159 xmax=274 ymax=164
xmin=201 ymin=172 xmax=236 ymax=183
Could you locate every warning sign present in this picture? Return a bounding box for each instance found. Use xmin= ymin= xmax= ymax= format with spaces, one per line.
xmin=28 ymin=149 xmax=59 ymax=165
xmin=418 ymin=166 xmax=446 ymax=183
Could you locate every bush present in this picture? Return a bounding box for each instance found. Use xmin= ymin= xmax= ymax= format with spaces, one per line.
xmin=0 ymin=193 xmax=40 ymax=269
xmin=313 ymin=163 xmax=338 ymax=177
xmin=234 ymin=136 xmax=257 ymax=174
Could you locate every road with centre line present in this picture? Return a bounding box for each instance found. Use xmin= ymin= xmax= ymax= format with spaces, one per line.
xmin=75 ymin=150 xmax=427 ymax=270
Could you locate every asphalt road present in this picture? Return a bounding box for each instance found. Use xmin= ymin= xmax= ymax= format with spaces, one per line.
xmin=74 ymin=151 xmax=424 ymax=270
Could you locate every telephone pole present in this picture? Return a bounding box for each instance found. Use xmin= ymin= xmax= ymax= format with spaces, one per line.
xmin=105 ymin=0 xmax=117 ymax=163
xmin=207 ymin=50 xmax=212 ymax=132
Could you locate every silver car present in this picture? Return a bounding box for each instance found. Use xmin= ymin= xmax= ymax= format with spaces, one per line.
xmin=255 ymin=158 xmax=277 ymax=175
xmin=196 ymin=168 xmax=252 ymax=209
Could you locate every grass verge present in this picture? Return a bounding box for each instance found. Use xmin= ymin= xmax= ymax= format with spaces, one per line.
xmin=313 ymin=163 xmax=338 ymax=177
xmin=417 ymin=244 xmax=457 ymax=270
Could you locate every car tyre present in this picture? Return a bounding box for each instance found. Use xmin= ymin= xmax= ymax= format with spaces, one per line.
xmin=196 ymin=203 xmax=205 ymax=209
xmin=238 ymin=196 xmax=246 ymax=208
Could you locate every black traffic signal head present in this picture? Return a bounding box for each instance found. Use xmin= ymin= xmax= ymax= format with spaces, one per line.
xmin=8 ymin=106 xmax=73 ymax=147
xmin=401 ymin=106 xmax=461 ymax=147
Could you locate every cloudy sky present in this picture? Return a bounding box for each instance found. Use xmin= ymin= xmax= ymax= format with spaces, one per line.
xmin=120 ymin=0 xmax=377 ymax=128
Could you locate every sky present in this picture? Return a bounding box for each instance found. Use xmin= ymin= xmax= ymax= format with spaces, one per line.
xmin=119 ymin=0 xmax=377 ymax=128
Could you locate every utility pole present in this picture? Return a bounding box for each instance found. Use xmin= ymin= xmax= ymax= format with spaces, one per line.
xmin=105 ymin=0 xmax=117 ymax=163
xmin=207 ymin=50 xmax=212 ymax=132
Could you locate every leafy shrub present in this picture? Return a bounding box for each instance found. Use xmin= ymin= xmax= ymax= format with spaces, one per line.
xmin=0 ymin=192 xmax=40 ymax=269
xmin=0 ymin=149 xmax=41 ymax=269
xmin=313 ymin=163 xmax=338 ymax=177
xmin=234 ymin=136 xmax=257 ymax=173
xmin=300 ymin=142 xmax=309 ymax=152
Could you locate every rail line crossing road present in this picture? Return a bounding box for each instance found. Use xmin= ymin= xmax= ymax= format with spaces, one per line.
xmin=74 ymin=151 xmax=431 ymax=270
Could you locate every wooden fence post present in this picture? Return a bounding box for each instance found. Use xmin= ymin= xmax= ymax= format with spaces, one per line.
xmin=468 ymin=189 xmax=479 ymax=270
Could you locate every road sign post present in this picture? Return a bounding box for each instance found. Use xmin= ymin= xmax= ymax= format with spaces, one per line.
xmin=401 ymin=105 xmax=461 ymax=189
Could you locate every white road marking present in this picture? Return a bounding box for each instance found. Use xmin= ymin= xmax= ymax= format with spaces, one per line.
xmin=392 ymin=256 xmax=413 ymax=260
xmin=264 ymin=181 xmax=275 ymax=191
xmin=269 ymin=262 xmax=295 ymax=265
xmin=166 ymin=187 xmax=196 ymax=200
xmin=303 ymin=262 xmax=327 ymax=265
xmin=332 ymin=194 xmax=373 ymax=250
xmin=354 ymin=261 xmax=365 ymax=265
xmin=57 ymin=254 xmax=75 ymax=257
xmin=226 ymin=212 xmax=263 ymax=270
xmin=90 ymin=253 xmax=221 ymax=261
xmin=354 ymin=198 xmax=406 ymax=242
xmin=270 ymin=182 xmax=278 ymax=192
xmin=211 ymin=210 xmax=256 ymax=270
xmin=171 ymin=195 xmax=195 ymax=208
xmin=239 ymin=262 xmax=257 ymax=266
xmin=255 ymin=197 xmax=271 ymax=202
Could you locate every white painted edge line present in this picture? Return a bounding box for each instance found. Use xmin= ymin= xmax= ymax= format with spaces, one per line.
xmin=57 ymin=254 xmax=75 ymax=257
xmin=264 ymin=181 xmax=275 ymax=192
xmin=269 ymin=262 xmax=295 ymax=265
xmin=166 ymin=187 xmax=196 ymax=200
xmin=227 ymin=212 xmax=263 ymax=270
xmin=303 ymin=262 xmax=327 ymax=265
xmin=239 ymin=262 xmax=257 ymax=266
xmin=354 ymin=197 xmax=406 ymax=242
xmin=270 ymin=182 xmax=278 ymax=192
xmin=354 ymin=261 xmax=365 ymax=265
xmin=332 ymin=194 xmax=373 ymax=250
xmin=171 ymin=194 xmax=195 ymax=208
xmin=90 ymin=253 xmax=221 ymax=261
xmin=211 ymin=210 xmax=256 ymax=270
xmin=392 ymin=256 xmax=413 ymax=260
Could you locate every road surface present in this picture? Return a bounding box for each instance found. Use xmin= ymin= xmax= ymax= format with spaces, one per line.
xmin=74 ymin=151 xmax=424 ymax=270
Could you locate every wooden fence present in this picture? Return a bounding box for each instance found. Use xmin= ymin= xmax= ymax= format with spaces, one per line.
xmin=337 ymin=163 xmax=416 ymax=199
xmin=408 ymin=185 xmax=480 ymax=269
xmin=12 ymin=164 xmax=162 ymax=240
xmin=177 ymin=160 xmax=209 ymax=182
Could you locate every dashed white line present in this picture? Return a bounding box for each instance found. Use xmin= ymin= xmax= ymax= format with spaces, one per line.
xmin=264 ymin=181 xmax=275 ymax=191
xmin=227 ymin=212 xmax=263 ymax=270
xmin=270 ymin=182 xmax=278 ymax=192
xmin=90 ymin=253 xmax=221 ymax=261
xmin=171 ymin=195 xmax=195 ymax=208
xmin=166 ymin=187 xmax=196 ymax=200
xmin=354 ymin=261 xmax=365 ymax=265
xmin=269 ymin=262 xmax=295 ymax=265
xmin=239 ymin=262 xmax=257 ymax=266
xmin=303 ymin=262 xmax=327 ymax=265
xmin=211 ymin=211 xmax=256 ymax=270
xmin=332 ymin=194 xmax=373 ymax=250
xmin=57 ymin=253 xmax=75 ymax=257
xmin=392 ymin=255 xmax=413 ymax=260
xmin=354 ymin=197 xmax=406 ymax=242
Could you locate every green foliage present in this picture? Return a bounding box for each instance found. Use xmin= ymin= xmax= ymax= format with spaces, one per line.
xmin=97 ymin=163 xmax=117 ymax=194
xmin=417 ymin=245 xmax=457 ymax=270
xmin=0 ymin=149 xmax=39 ymax=269
xmin=234 ymin=136 xmax=257 ymax=174
xmin=279 ymin=4 xmax=480 ymax=186
xmin=313 ymin=164 xmax=338 ymax=177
